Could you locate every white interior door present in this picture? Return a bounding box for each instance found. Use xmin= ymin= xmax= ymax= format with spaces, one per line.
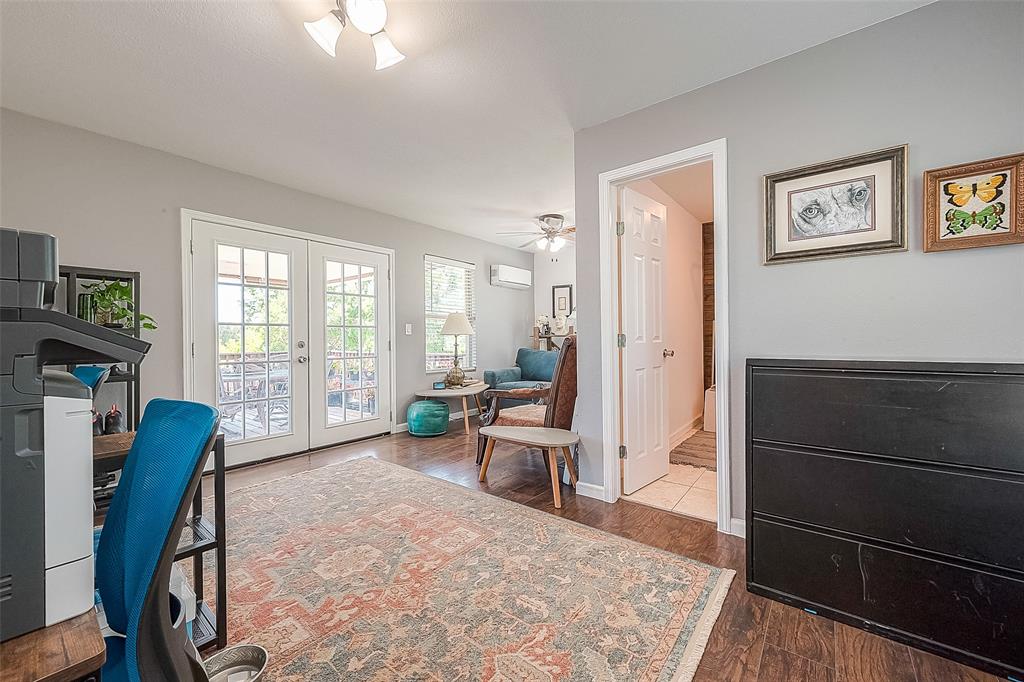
xmin=192 ymin=221 xmax=310 ymax=466
xmin=621 ymin=187 xmax=670 ymax=494
xmin=307 ymin=242 xmax=392 ymax=448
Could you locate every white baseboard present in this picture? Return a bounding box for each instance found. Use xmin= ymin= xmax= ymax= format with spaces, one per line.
xmin=575 ymin=481 xmax=606 ymax=501
xmin=729 ymin=518 xmax=746 ymax=538
xmin=393 ymin=408 xmax=480 ymax=435
xmin=670 ymin=415 xmax=703 ymax=449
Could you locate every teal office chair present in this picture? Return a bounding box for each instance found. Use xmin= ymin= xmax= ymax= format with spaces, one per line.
xmin=95 ymin=399 xmax=220 ymax=682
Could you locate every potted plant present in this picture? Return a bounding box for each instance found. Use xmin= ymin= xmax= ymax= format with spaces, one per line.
xmin=82 ymin=280 xmax=157 ymax=331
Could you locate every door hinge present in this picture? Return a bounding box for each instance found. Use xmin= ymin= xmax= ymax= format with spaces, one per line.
xmin=189 ymin=239 xmax=194 ymax=254
xmin=616 ymin=333 xmax=626 ymax=348
xmin=388 ymin=340 xmax=392 ymax=351
xmin=191 ymin=342 xmax=195 ymax=357
xmin=615 ymin=221 xmax=625 ymax=236
xmin=619 ymin=445 xmax=627 ymax=459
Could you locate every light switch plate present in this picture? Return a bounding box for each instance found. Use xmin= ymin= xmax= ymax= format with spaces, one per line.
xmin=405 ymin=323 xmax=413 ymax=335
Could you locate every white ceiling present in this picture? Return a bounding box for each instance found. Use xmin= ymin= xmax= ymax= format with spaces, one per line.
xmin=653 ymin=162 xmax=714 ymax=224
xmin=0 ymin=1 xmax=928 ymax=249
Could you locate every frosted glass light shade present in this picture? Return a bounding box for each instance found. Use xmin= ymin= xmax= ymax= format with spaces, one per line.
xmin=371 ymin=30 xmax=405 ymax=70
xmin=345 ymin=0 xmax=387 ymax=34
xmin=305 ymin=11 xmax=344 ymax=57
xmin=550 ymin=236 xmax=567 ymax=252
xmin=536 ymin=237 xmax=550 ymax=251
xmin=440 ymin=312 xmax=475 ymax=336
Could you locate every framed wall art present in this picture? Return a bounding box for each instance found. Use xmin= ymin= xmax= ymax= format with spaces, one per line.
xmin=551 ymin=284 xmax=573 ymax=318
xmin=764 ymin=145 xmax=907 ymax=264
xmin=923 ymin=152 xmax=1024 ymax=253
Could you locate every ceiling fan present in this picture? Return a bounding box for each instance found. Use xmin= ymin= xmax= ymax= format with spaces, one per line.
xmin=498 ymin=214 xmax=576 ymax=252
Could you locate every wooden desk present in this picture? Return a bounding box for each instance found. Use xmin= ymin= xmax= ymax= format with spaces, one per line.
xmin=0 ymin=609 xmax=104 ymax=682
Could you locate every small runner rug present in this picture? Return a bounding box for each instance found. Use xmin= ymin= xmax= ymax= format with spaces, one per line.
xmin=669 ymin=430 xmax=717 ymax=471
xmin=221 ymin=456 xmax=733 ymax=681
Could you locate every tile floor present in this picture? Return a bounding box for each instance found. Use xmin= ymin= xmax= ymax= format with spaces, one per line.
xmin=622 ymin=463 xmax=717 ymax=522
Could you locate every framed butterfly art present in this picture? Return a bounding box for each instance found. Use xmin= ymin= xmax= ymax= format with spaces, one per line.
xmin=924 ymin=152 xmax=1024 ymax=253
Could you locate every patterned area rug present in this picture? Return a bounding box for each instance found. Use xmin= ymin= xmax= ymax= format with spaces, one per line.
xmin=669 ymin=430 xmax=716 ymax=471
xmin=221 ymin=457 xmax=733 ymax=681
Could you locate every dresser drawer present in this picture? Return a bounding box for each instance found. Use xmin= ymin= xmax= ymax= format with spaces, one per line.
xmin=748 ymin=366 xmax=1024 ymax=472
xmin=750 ymin=519 xmax=1024 ymax=673
xmin=752 ymin=445 xmax=1024 ymax=571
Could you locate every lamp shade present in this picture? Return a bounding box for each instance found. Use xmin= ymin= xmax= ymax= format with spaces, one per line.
xmin=371 ymin=29 xmax=405 ymax=70
xmin=304 ymin=11 xmax=344 ymax=57
xmin=440 ymin=312 xmax=475 ymax=336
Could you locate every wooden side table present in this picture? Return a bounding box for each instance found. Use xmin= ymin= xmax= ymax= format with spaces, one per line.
xmin=414 ymin=383 xmax=489 ymax=435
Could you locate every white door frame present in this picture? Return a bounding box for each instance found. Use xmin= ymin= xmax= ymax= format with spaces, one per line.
xmin=179 ymin=208 xmax=398 ymax=446
xmin=597 ymin=138 xmax=735 ymax=535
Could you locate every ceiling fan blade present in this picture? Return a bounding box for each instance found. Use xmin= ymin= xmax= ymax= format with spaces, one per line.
xmin=519 ymin=238 xmax=541 ymax=249
xmin=497 ymin=231 xmax=541 ymax=236
xmin=563 ymin=225 xmax=576 ymax=233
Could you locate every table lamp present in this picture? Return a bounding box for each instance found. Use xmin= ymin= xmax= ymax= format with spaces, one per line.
xmin=441 ymin=312 xmax=475 ymax=387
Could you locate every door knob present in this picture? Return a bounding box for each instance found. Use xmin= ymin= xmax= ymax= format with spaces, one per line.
xmin=296 ymin=356 xmax=308 ymax=364
xmin=663 ymin=349 xmax=675 ymax=358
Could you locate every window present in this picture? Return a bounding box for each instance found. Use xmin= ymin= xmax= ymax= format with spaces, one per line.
xmin=425 ymin=255 xmax=476 ymax=373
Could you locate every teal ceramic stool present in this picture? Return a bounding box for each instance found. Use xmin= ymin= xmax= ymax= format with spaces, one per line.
xmin=407 ymin=399 xmax=449 ymax=437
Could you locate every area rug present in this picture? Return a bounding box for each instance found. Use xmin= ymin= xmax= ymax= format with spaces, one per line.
xmin=669 ymin=430 xmax=716 ymax=471
xmin=220 ymin=457 xmax=733 ymax=681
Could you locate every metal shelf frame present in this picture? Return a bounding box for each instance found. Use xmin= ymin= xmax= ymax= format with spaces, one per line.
xmin=59 ymin=264 xmax=143 ymax=430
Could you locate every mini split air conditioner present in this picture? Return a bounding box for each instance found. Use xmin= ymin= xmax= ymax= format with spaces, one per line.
xmin=490 ymin=264 xmax=532 ymax=290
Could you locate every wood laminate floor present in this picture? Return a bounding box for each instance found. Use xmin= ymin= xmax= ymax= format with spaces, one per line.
xmin=204 ymin=428 xmax=997 ymax=682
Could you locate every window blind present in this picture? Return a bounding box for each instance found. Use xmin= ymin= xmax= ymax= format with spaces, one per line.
xmin=424 ymin=255 xmax=477 ymax=372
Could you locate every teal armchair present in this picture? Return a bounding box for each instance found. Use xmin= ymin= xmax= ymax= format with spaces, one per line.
xmin=484 ymin=348 xmax=559 ymax=401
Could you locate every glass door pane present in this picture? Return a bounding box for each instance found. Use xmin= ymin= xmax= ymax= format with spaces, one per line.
xmin=324 ymin=260 xmax=378 ymax=425
xmin=216 ymin=245 xmax=293 ymax=443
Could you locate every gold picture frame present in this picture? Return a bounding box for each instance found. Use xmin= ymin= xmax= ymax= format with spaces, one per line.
xmin=923 ymin=152 xmax=1024 ymax=253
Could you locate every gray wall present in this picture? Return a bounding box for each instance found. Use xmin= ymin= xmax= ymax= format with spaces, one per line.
xmin=0 ymin=109 xmax=534 ymax=421
xmin=574 ymin=1 xmax=1024 ymax=520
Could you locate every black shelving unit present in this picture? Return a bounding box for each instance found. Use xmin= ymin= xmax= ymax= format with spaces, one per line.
xmin=184 ymin=434 xmax=228 ymax=652
xmin=59 ymin=265 xmax=143 ymax=429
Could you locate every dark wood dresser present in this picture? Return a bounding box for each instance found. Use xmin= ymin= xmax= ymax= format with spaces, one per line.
xmin=746 ymin=359 xmax=1024 ymax=679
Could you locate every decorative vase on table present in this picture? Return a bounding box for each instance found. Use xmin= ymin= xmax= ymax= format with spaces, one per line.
xmin=407 ymin=400 xmax=450 ymax=437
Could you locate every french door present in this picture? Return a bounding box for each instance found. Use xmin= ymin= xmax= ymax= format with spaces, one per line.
xmin=190 ymin=219 xmax=392 ymax=466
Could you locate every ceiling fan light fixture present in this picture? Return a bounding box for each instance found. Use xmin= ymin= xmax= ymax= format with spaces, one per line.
xmin=536 ymin=237 xmax=550 ymax=251
xmin=345 ymin=0 xmax=388 ymax=34
xmin=371 ymin=29 xmax=405 ymax=70
xmin=304 ymin=10 xmax=345 ymax=57
xmin=539 ymin=213 xmax=565 ymax=231
xmin=550 ymin=236 xmax=566 ymax=252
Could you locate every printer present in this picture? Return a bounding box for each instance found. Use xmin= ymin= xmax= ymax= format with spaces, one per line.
xmin=0 ymin=227 xmax=151 ymax=642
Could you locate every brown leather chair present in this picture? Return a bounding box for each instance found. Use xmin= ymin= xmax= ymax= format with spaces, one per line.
xmin=476 ymin=335 xmax=577 ymax=465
